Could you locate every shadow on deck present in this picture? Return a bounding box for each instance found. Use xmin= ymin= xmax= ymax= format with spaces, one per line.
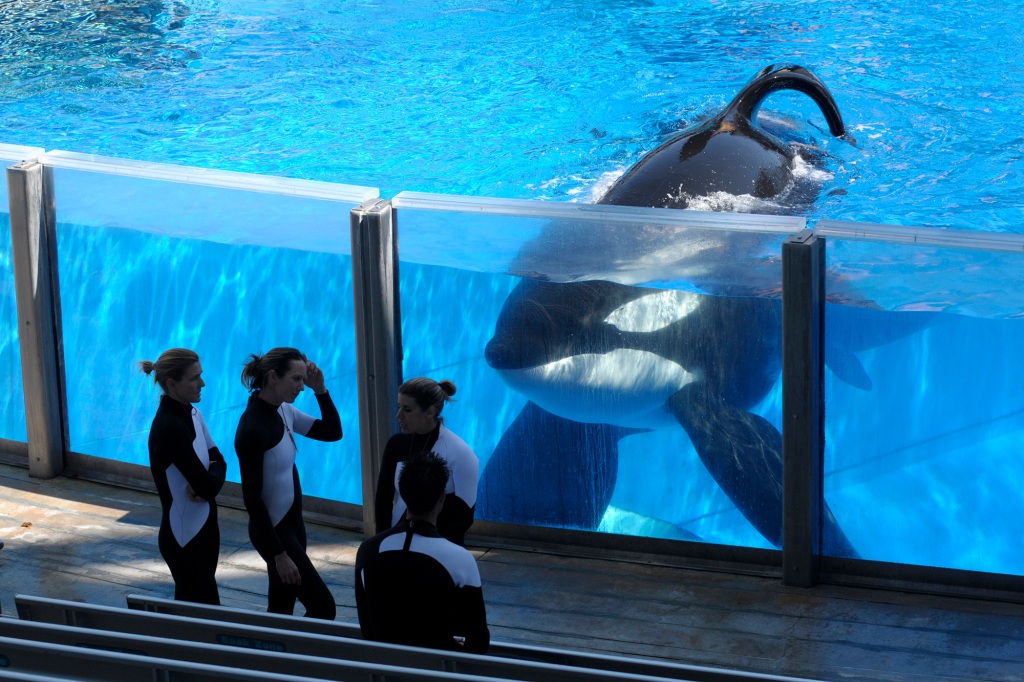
xmin=1 ymin=462 xmax=1022 ymax=682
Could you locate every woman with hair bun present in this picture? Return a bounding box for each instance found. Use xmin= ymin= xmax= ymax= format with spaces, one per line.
xmin=374 ymin=377 xmax=479 ymax=546
xmin=140 ymin=348 xmax=226 ymax=605
xmin=234 ymin=347 xmax=342 ymax=619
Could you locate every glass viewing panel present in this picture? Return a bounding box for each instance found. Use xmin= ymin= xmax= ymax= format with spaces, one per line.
xmin=45 ymin=151 xmax=377 ymax=505
xmin=817 ymin=220 xmax=1024 ymax=575
xmin=1 ymin=144 xmax=46 ymax=445
xmin=392 ymin=191 xmax=803 ymax=550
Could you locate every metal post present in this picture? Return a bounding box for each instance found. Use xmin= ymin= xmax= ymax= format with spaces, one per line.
xmin=8 ymin=161 xmax=67 ymax=479
xmin=351 ymin=199 xmax=403 ymax=536
xmin=782 ymin=230 xmax=825 ymax=587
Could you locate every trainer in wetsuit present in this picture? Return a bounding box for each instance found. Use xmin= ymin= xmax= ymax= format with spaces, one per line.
xmin=141 ymin=348 xmax=227 ymax=605
xmin=235 ymin=347 xmax=342 ymax=619
xmin=357 ymin=451 xmax=489 ymax=653
xmin=375 ymin=377 xmax=479 ymax=546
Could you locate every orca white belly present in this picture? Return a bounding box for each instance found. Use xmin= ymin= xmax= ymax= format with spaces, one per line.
xmin=499 ymin=348 xmax=695 ymax=429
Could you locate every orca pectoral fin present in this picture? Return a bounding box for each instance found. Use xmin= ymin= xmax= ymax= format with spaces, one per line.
xmin=823 ymin=502 xmax=860 ymax=559
xmin=477 ymin=402 xmax=624 ymax=530
xmin=824 ymin=346 xmax=873 ymax=391
xmin=668 ymin=384 xmax=785 ymax=547
xmin=669 ymin=384 xmax=859 ymax=558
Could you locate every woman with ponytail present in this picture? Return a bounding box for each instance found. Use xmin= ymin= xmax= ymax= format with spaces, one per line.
xmin=374 ymin=377 xmax=479 ymax=546
xmin=140 ymin=348 xmax=226 ymax=605
xmin=234 ymin=347 xmax=342 ymax=619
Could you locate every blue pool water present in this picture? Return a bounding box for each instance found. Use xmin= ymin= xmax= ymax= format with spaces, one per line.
xmin=2 ymin=0 xmax=1023 ymax=229
xmin=2 ymin=1 xmax=1024 ymax=574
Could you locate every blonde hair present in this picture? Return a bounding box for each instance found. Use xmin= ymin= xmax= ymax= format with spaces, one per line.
xmin=399 ymin=377 xmax=456 ymax=418
xmin=138 ymin=348 xmax=200 ymax=392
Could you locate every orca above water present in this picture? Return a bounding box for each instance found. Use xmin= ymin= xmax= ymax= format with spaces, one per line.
xmin=598 ymin=63 xmax=848 ymax=210
xmin=477 ymin=64 xmax=864 ymax=555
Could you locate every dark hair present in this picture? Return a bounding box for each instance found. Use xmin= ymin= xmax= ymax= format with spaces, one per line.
xmin=138 ymin=348 xmax=199 ymax=392
xmin=399 ymin=377 xmax=456 ymax=419
xmin=240 ymin=347 xmax=306 ymax=394
xmin=399 ymin=452 xmax=450 ymax=516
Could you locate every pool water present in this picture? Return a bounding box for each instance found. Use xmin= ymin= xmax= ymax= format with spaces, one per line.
xmin=2 ymin=0 xmax=1024 ymax=574
xmin=2 ymin=0 xmax=1023 ymax=229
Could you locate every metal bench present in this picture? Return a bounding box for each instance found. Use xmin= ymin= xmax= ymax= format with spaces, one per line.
xmin=126 ymin=592 xmax=820 ymax=682
xmin=0 ymin=619 xmax=508 ymax=682
xmin=15 ymin=594 xmax=698 ymax=682
xmin=0 ymin=633 xmax=449 ymax=682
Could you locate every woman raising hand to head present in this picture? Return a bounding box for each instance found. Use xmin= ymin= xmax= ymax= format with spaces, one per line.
xmin=234 ymin=347 xmax=342 ymax=619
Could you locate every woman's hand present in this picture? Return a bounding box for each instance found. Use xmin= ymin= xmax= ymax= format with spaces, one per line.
xmin=306 ymin=361 xmax=327 ymax=395
xmin=274 ymin=552 xmax=302 ymax=585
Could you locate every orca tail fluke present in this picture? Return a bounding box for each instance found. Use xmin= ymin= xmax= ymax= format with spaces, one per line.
xmin=727 ymin=63 xmax=846 ymax=139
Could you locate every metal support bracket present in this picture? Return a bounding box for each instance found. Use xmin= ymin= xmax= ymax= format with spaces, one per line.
xmin=782 ymin=230 xmax=825 ymax=586
xmin=351 ymin=199 xmax=402 ymax=536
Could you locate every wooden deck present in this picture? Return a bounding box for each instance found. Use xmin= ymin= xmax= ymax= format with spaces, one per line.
xmin=1 ymin=461 xmax=1023 ymax=682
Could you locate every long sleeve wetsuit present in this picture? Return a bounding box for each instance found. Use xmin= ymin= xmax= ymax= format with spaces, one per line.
xmin=374 ymin=424 xmax=479 ymax=546
xmin=355 ymin=519 xmax=489 ymax=653
xmin=149 ymin=395 xmax=227 ymax=605
xmin=234 ymin=391 xmax=342 ymax=619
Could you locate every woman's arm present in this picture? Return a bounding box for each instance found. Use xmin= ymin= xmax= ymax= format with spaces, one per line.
xmin=456 ymin=585 xmax=490 ymax=654
xmin=449 ymin=444 xmax=479 ymax=510
xmin=151 ymin=409 xmax=225 ymax=502
xmin=181 ymin=445 xmax=227 ymax=501
xmin=437 ymin=494 xmax=474 ymax=543
xmin=373 ymin=438 xmax=401 ymax=534
xmin=182 ymin=414 xmax=227 ymax=500
xmin=438 ymin=434 xmax=479 ymax=538
xmin=302 ymin=391 xmax=343 ymax=441
xmin=296 ymin=362 xmax=342 ymax=442
xmin=234 ymin=419 xmax=285 ymax=557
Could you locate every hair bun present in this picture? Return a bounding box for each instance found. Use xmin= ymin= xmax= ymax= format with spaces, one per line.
xmin=438 ymin=379 xmax=457 ymax=397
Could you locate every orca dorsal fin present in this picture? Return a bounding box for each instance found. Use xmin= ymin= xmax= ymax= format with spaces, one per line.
xmin=724 ymin=63 xmax=847 ymax=138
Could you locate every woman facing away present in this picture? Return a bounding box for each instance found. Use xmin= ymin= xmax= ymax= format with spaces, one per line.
xmin=374 ymin=377 xmax=480 ymax=546
xmin=234 ymin=347 xmax=342 ymax=619
xmin=140 ymin=348 xmax=227 ymax=605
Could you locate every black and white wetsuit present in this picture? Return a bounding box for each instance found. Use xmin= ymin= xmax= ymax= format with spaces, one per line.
xmin=148 ymin=395 xmax=227 ymax=605
xmin=375 ymin=424 xmax=479 ymax=545
xmin=234 ymin=391 xmax=342 ymax=619
xmin=355 ymin=520 xmax=489 ymax=653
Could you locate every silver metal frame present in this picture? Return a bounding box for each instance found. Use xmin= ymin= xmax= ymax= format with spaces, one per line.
xmin=351 ymin=199 xmax=404 ymax=536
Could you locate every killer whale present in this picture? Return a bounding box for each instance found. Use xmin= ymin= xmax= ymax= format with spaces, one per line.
xmin=598 ymin=63 xmax=847 ymax=209
xmin=480 ymin=280 xmax=859 ymax=556
xmin=477 ymin=64 xmax=863 ymax=554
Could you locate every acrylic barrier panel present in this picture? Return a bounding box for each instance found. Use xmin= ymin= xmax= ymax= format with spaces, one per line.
xmin=818 ymin=220 xmax=1024 ymax=319
xmin=0 ymin=212 xmax=28 ymax=443
xmin=822 ymin=237 xmax=1024 ymax=574
xmin=44 ymin=151 xmax=376 ymax=254
xmin=394 ymin=195 xmax=801 ymax=550
xmin=393 ymin=192 xmax=802 ymax=292
xmin=53 ymin=170 xmax=365 ymax=504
